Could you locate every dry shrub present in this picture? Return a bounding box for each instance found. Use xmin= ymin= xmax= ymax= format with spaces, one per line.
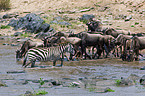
xmin=0 ymin=0 xmax=10 ymax=10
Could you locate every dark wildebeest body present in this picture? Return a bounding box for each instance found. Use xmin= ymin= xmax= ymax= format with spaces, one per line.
xmin=113 ymin=34 xmax=132 ymax=58
xmin=128 ymin=36 xmax=145 ymax=61
xmin=79 ymin=32 xmax=113 ymax=59
xmin=42 ymin=31 xmax=72 ymax=47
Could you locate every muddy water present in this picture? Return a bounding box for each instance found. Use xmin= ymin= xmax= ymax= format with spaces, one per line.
xmin=1 ymin=39 xmax=145 ymax=96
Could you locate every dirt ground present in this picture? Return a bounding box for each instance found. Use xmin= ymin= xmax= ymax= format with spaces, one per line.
xmin=1 ymin=0 xmax=145 ymax=34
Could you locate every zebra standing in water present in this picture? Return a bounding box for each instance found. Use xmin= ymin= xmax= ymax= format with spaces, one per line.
xmin=22 ymin=43 xmax=73 ymax=68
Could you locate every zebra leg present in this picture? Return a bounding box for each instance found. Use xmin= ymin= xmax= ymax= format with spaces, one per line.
xmin=24 ymin=61 xmax=31 ymax=68
xmin=22 ymin=55 xmax=27 ymax=67
xmin=53 ymin=60 xmax=57 ymax=66
xmin=31 ymin=59 xmax=36 ymax=68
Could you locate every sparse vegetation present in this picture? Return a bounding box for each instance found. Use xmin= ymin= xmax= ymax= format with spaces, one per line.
xmin=21 ymin=32 xmax=31 ymax=37
xmin=69 ymin=82 xmax=80 ymax=87
xmin=88 ymin=87 xmax=96 ymax=92
xmin=115 ymin=79 xmax=121 ymax=86
xmin=39 ymin=78 xmax=45 ymax=86
xmin=106 ymin=88 xmax=115 ymax=92
xmin=135 ymin=22 xmax=139 ymax=25
xmin=131 ymin=25 xmax=135 ymax=27
xmin=0 ymin=0 xmax=11 ymax=10
xmin=0 ymin=25 xmax=10 ymax=29
xmin=34 ymin=90 xmax=48 ymax=95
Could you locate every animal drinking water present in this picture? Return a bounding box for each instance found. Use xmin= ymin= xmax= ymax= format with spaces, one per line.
xmin=22 ymin=43 xmax=72 ymax=68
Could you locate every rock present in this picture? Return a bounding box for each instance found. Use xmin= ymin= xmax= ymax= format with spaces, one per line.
xmin=40 ymin=23 xmax=50 ymax=32
xmin=24 ymin=91 xmax=33 ymax=96
xmin=31 ymin=80 xmax=40 ymax=83
xmin=125 ymin=15 xmax=132 ymax=21
xmin=140 ymin=66 xmax=145 ymax=70
xmin=8 ymin=13 xmax=50 ymax=33
xmin=96 ymin=80 xmax=115 ymax=86
xmin=98 ymin=6 xmax=109 ymax=12
xmin=14 ymin=80 xmax=28 ymax=85
xmin=13 ymin=32 xmax=23 ymax=37
xmin=95 ymin=87 xmax=114 ymax=93
xmin=39 ymin=82 xmax=53 ymax=88
xmin=0 ymin=80 xmax=8 ymax=87
xmin=3 ymin=43 xmax=9 ymax=45
xmin=68 ymin=81 xmax=85 ymax=88
xmin=53 ymin=16 xmax=63 ymax=21
xmin=58 ymin=21 xmax=71 ymax=26
xmin=49 ymin=79 xmax=61 ymax=86
xmin=50 ymin=20 xmax=58 ymax=24
xmin=7 ymin=70 xmax=25 ymax=74
xmin=80 ymin=14 xmax=95 ymax=21
xmin=127 ymin=74 xmax=140 ymax=81
xmin=116 ymin=77 xmax=135 ymax=86
xmin=140 ymin=75 xmax=145 ymax=85
xmin=3 ymin=13 xmax=19 ymax=19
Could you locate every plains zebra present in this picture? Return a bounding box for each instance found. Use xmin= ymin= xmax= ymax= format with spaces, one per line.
xmin=22 ymin=43 xmax=73 ymax=68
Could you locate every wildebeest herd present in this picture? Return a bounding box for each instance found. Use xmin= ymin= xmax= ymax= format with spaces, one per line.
xmin=16 ymin=20 xmax=145 ymax=68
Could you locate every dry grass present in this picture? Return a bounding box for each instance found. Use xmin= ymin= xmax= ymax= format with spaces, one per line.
xmin=1 ymin=0 xmax=145 ymax=34
xmin=0 ymin=0 xmax=10 ymax=10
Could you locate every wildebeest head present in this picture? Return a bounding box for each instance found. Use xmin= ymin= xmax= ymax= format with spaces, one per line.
xmin=86 ymin=20 xmax=102 ymax=32
xmin=16 ymin=49 xmax=22 ymax=61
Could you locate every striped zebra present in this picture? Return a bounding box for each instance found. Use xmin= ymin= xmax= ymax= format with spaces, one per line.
xmin=22 ymin=43 xmax=73 ymax=68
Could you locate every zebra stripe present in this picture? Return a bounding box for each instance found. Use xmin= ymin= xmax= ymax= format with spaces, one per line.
xmin=22 ymin=43 xmax=72 ymax=68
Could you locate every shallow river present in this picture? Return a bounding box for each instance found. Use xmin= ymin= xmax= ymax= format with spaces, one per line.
xmin=1 ymin=39 xmax=145 ymax=96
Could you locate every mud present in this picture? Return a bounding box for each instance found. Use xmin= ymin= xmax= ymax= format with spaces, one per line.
xmin=1 ymin=39 xmax=145 ymax=96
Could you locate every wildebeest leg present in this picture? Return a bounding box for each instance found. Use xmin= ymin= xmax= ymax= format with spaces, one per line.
xmin=116 ymin=46 xmax=119 ymax=57
xmin=112 ymin=46 xmax=117 ymax=57
xmin=85 ymin=48 xmax=92 ymax=59
xmin=104 ymin=44 xmax=109 ymax=58
xmin=135 ymin=49 xmax=139 ymax=61
xmin=93 ymin=46 xmax=102 ymax=59
xmin=122 ymin=40 xmax=127 ymax=61
xmin=82 ymin=45 xmax=91 ymax=59
xmin=127 ymin=50 xmax=134 ymax=62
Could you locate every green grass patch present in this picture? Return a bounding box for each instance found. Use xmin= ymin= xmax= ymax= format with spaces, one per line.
xmin=34 ymin=90 xmax=48 ymax=95
xmin=115 ymin=79 xmax=121 ymax=86
xmin=39 ymin=78 xmax=45 ymax=86
xmin=88 ymin=87 xmax=96 ymax=92
xmin=0 ymin=25 xmax=10 ymax=29
xmin=131 ymin=25 xmax=135 ymax=27
xmin=21 ymin=33 xmax=31 ymax=37
xmin=96 ymin=1 xmax=102 ymax=5
xmin=106 ymin=88 xmax=115 ymax=92
xmin=135 ymin=22 xmax=139 ymax=25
